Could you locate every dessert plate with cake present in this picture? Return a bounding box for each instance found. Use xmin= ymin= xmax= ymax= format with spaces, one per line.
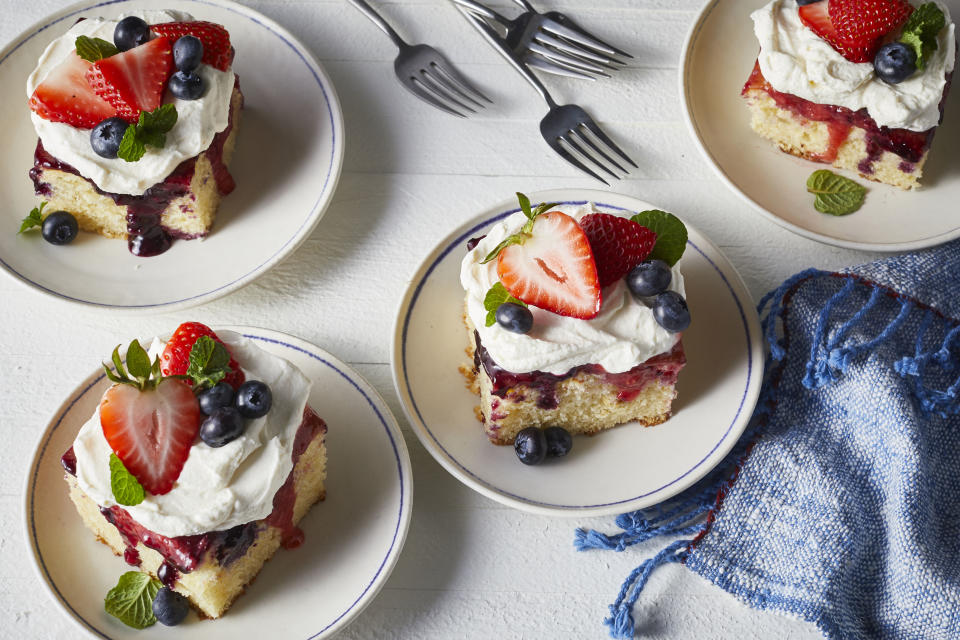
xmin=0 ymin=0 xmax=343 ymax=310
xmin=25 ymin=325 xmax=412 ymax=638
xmin=392 ymin=189 xmax=763 ymax=517
xmin=682 ymin=0 xmax=959 ymax=250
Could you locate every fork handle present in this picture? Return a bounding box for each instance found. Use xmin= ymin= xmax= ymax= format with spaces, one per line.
xmin=449 ymin=0 xmax=510 ymax=26
xmin=348 ymin=0 xmax=407 ymax=49
xmin=460 ymin=9 xmax=557 ymax=108
xmin=510 ymin=0 xmax=537 ymax=11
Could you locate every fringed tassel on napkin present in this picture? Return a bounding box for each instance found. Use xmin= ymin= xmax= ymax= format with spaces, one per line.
xmin=895 ymin=311 xmax=960 ymax=417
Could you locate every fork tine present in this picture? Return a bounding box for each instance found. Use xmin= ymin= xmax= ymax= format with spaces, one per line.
xmin=429 ymin=59 xmax=493 ymax=104
xmin=563 ymin=133 xmax=619 ymax=180
xmin=528 ymin=42 xmax=611 ymax=77
xmin=418 ymin=69 xmax=477 ymax=113
xmin=572 ymin=125 xmax=627 ymax=174
xmin=428 ymin=62 xmax=490 ymax=108
xmin=526 ymin=55 xmax=596 ymax=80
xmin=533 ymin=31 xmax=623 ymax=67
xmin=404 ymin=77 xmax=467 ymax=117
xmin=548 ymin=135 xmax=609 ymax=185
xmin=581 ymin=118 xmax=637 ymax=168
xmin=540 ymin=18 xmax=625 ymax=59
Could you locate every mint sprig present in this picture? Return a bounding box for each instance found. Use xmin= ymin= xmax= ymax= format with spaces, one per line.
xmin=185 ymin=335 xmax=232 ymax=390
xmin=103 ymin=340 xmax=164 ymax=391
xmin=630 ymin=209 xmax=687 ymax=266
xmin=806 ymin=170 xmax=866 ymax=216
xmin=104 ymin=571 xmax=161 ymax=629
xmin=899 ymin=3 xmax=946 ymax=71
xmin=483 ymin=282 xmax=528 ymax=327
xmin=18 ymin=202 xmax=46 ymax=233
xmin=117 ymin=104 xmax=179 ymax=163
xmin=109 ymin=454 xmax=145 ymax=506
xmin=481 ymin=193 xmax=558 ymax=264
xmin=75 ymin=35 xmax=118 ymax=62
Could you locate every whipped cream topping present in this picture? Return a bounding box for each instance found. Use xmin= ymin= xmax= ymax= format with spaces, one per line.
xmin=461 ymin=203 xmax=684 ymax=375
xmin=26 ymin=11 xmax=236 ymax=195
xmin=72 ymin=332 xmax=311 ymax=538
xmin=751 ymin=0 xmax=955 ymax=131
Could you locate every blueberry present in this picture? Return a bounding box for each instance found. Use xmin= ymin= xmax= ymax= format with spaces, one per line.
xmin=90 ymin=117 xmax=129 ymax=159
xmin=198 ymin=382 xmax=235 ymax=416
xmin=495 ymin=302 xmax=533 ymax=334
xmin=168 ymin=71 xmax=205 ymax=100
xmin=200 ymin=407 xmax=245 ymax=447
xmin=874 ymin=42 xmax=917 ymax=85
xmin=796 ymin=0 xmax=823 ymax=5
xmin=236 ymin=381 xmax=272 ymax=419
xmin=41 ymin=211 xmax=78 ymax=245
xmin=544 ymin=426 xmax=573 ymax=458
xmin=152 ymin=587 xmax=189 ymax=626
xmin=114 ymin=16 xmax=151 ymax=52
xmin=652 ymin=291 xmax=691 ymax=332
xmin=626 ymin=260 xmax=672 ymax=298
xmin=173 ymin=35 xmax=204 ymax=72
xmin=514 ymin=427 xmax=547 ymax=465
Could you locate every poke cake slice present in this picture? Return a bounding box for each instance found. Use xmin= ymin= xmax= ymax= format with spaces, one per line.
xmin=742 ymin=0 xmax=955 ymax=190
xmin=26 ymin=11 xmax=243 ymax=256
xmin=460 ymin=195 xmax=689 ymax=447
xmin=61 ymin=323 xmax=327 ymax=625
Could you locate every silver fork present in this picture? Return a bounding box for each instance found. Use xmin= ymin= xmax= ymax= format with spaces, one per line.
xmin=349 ymin=0 xmax=491 ymax=117
xmin=509 ymin=0 xmax=633 ymax=60
xmin=460 ymin=9 xmax=636 ymax=184
xmin=451 ymin=0 xmax=628 ymax=80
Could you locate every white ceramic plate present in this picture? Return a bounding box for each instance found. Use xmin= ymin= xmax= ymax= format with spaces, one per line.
xmin=391 ymin=189 xmax=763 ymax=517
xmin=680 ymin=0 xmax=960 ymax=251
xmin=0 ymin=0 xmax=344 ymax=310
xmin=25 ymin=328 xmax=412 ymax=639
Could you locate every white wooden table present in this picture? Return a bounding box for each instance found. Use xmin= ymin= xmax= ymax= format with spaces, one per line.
xmin=0 ymin=1 xmax=885 ymax=637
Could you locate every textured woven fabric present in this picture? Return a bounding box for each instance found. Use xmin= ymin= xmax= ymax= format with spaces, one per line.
xmin=577 ymin=243 xmax=960 ymax=639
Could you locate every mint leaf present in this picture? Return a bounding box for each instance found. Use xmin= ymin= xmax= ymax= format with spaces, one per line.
xmin=109 ymin=454 xmax=145 ymax=506
xmin=104 ymin=571 xmax=160 ymax=629
xmin=75 ymin=35 xmax=118 ymax=62
xmin=184 ymin=335 xmax=231 ymax=390
xmin=806 ymin=170 xmax=866 ymax=216
xmin=483 ymin=282 xmax=527 ymax=327
xmin=117 ymin=105 xmax=178 ymax=163
xmin=630 ymin=209 xmax=688 ymax=266
xmin=18 ymin=202 xmax=46 ymax=233
xmin=899 ymin=3 xmax=946 ymax=70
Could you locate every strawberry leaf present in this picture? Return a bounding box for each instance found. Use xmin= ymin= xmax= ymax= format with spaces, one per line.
xmin=483 ymin=282 xmax=527 ymax=327
xmin=75 ymin=35 xmax=118 ymax=62
xmin=102 ymin=344 xmax=164 ymax=391
xmin=630 ymin=210 xmax=687 ymax=266
xmin=125 ymin=340 xmax=152 ymax=381
xmin=109 ymin=453 xmax=145 ymax=506
xmin=18 ymin=202 xmax=46 ymax=233
xmin=104 ymin=571 xmax=160 ymax=629
xmin=481 ymin=234 xmax=525 ymax=264
xmin=517 ymin=192 xmax=533 ymax=219
xmin=806 ymin=170 xmax=866 ymax=216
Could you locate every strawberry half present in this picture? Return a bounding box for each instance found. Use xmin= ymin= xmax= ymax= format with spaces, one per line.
xmin=579 ymin=213 xmax=657 ymax=288
xmin=161 ymin=322 xmax=245 ymax=389
xmin=28 ymin=52 xmax=117 ymax=128
xmin=151 ymin=21 xmax=233 ymax=71
xmin=497 ymin=211 xmax=601 ymax=319
xmin=799 ymin=0 xmax=913 ymax=63
xmin=100 ymin=378 xmax=202 ymax=495
xmin=86 ymin=36 xmax=173 ymax=122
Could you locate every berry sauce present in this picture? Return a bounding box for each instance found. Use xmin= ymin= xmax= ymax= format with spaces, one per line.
xmin=742 ymin=61 xmax=941 ymax=167
xmin=64 ymin=405 xmax=326 ymax=575
xmin=473 ymin=331 xmax=686 ymax=411
xmin=30 ymin=81 xmax=242 ymax=257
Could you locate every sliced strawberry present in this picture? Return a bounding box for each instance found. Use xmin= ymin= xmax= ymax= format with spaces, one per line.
xmin=100 ymin=379 xmax=202 ymax=495
xmin=151 ymin=21 xmax=233 ymax=71
xmin=799 ymin=0 xmax=913 ymax=63
xmin=28 ymin=52 xmax=117 ymax=128
xmin=160 ymin=322 xmax=245 ymax=389
xmin=579 ymin=213 xmax=658 ymax=288
xmin=497 ymin=211 xmax=601 ymax=319
xmin=86 ymin=36 xmax=173 ymax=122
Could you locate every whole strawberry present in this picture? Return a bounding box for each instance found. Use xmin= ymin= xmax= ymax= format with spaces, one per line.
xmin=579 ymin=213 xmax=657 ymax=288
xmin=161 ymin=322 xmax=245 ymax=389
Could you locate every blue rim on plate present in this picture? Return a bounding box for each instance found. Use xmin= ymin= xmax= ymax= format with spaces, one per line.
xmin=0 ymin=0 xmax=344 ymax=310
xmin=24 ymin=329 xmax=411 ymax=639
xmin=392 ymin=189 xmax=764 ymax=516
